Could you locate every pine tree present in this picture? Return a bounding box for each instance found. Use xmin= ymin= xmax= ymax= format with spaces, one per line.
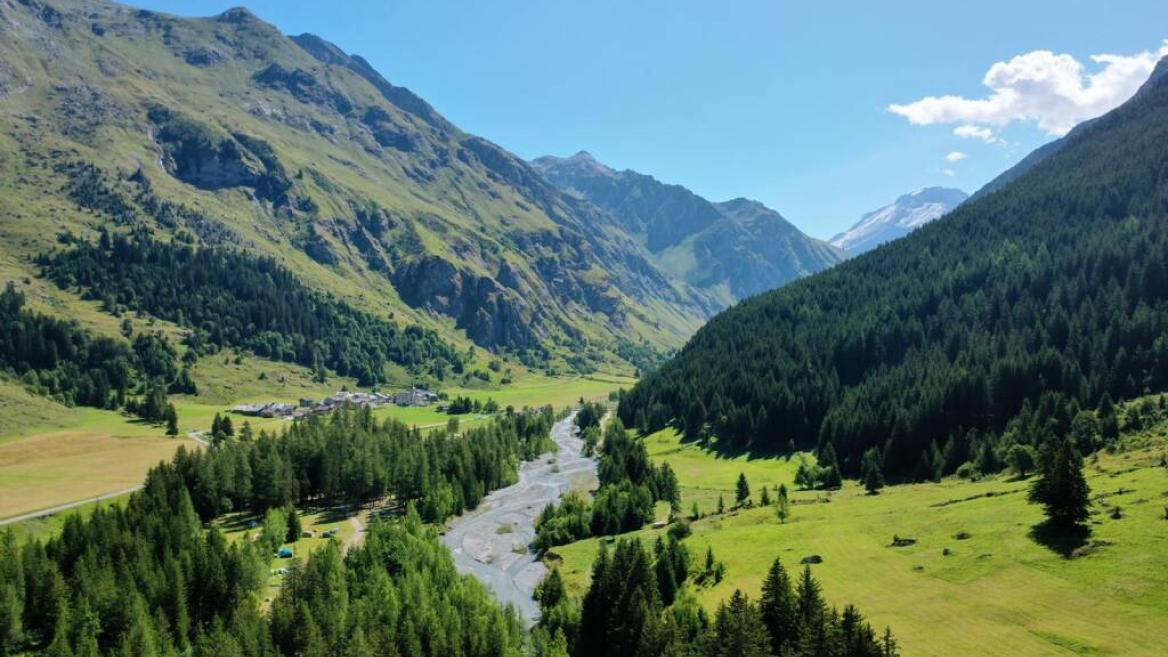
xmin=777 ymin=484 xmax=790 ymax=524
xmin=862 ymin=448 xmax=884 ymax=494
xmin=735 ymin=473 xmax=751 ymax=508
xmin=709 ymin=591 xmax=770 ymax=657
xmin=759 ymin=557 xmax=799 ymax=655
xmin=796 ymin=565 xmax=825 ymax=628
xmin=1029 ymin=436 xmax=1091 ymax=527
xmin=759 ymin=485 xmax=771 ymax=506
xmin=165 ymin=403 xmax=179 ymax=436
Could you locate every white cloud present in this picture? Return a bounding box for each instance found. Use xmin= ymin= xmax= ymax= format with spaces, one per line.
xmin=943 ymin=169 xmax=956 ymax=177
xmin=890 ymin=41 xmax=1168 ymax=136
xmin=945 ymin=151 xmax=967 ymax=162
xmin=954 ymin=124 xmax=998 ymax=143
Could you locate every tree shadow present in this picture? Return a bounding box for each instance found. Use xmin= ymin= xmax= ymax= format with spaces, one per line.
xmin=1028 ymin=519 xmax=1091 ymax=558
xmin=673 ymin=432 xmax=787 ymax=462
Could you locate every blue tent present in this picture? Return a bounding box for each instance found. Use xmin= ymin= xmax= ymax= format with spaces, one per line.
xmin=278 ymin=546 xmax=294 ymax=558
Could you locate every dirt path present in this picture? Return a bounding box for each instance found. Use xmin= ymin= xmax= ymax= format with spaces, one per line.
xmin=442 ymin=413 xmax=597 ymax=624
xmin=346 ymin=513 xmax=366 ymax=552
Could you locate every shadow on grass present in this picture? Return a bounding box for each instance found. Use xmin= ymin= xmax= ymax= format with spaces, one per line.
xmin=672 ymin=432 xmax=793 ymax=463
xmin=1029 ymin=519 xmax=1091 ymax=558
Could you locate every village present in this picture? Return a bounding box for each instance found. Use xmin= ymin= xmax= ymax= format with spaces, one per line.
xmin=230 ymin=386 xmax=440 ymax=419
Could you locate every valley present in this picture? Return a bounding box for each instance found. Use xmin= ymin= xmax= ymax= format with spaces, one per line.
xmin=549 ymin=425 xmax=1168 ymax=657
xmin=444 ymin=413 xmax=598 ymax=624
xmin=1 ymin=1 xmax=1167 ymax=656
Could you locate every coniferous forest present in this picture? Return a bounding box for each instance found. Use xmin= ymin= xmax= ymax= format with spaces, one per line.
xmin=0 ymin=282 xmax=186 ymax=416
xmin=619 ymin=66 xmax=1168 ymax=479
xmin=39 ymin=231 xmax=464 ymax=385
xmin=534 ymin=538 xmax=897 ymax=657
xmin=0 ymin=406 xmax=557 ymax=657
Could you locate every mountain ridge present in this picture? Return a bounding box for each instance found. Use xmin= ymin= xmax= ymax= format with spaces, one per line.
xmin=532 ymin=152 xmax=844 ymax=308
xmin=0 ymin=0 xmax=716 ymax=378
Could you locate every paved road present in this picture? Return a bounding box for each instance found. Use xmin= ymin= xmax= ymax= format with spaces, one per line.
xmin=0 ymin=485 xmax=143 ymax=526
xmin=442 ymin=413 xmax=597 ymax=624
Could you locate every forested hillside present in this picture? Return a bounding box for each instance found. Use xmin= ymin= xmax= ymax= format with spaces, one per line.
xmin=40 ymin=231 xmax=462 ymax=385
xmin=620 ymin=55 xmax=1168 ymax=478
xmin=0 ymin=0 xmax=712 ymax=380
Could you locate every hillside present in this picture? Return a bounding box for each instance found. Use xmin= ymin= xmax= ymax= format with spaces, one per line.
xmin=830 ymin=187 xmax=967 ymax=255
xmin=620 ymin=53 xmax=1168 ymax=475
xmin=0 ymin=0 xmax=711 ymax=385
xmin=532 ymin=151 xmax=844 ymax=308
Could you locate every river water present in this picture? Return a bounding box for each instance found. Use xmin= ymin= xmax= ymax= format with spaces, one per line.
xmin=442 ymin=413 xmax=596 ymax=623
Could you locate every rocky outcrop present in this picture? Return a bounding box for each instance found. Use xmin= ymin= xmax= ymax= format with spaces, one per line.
xmin=148 ymin=106 xmax=291 ymax=204
xmin=254 ymin=63 xmax=353 ymax=115
xmin=392 ymin=256 xmax=541 ymax=349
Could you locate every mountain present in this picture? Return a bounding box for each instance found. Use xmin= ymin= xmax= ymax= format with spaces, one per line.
xmin=968 ymin=59 xmax=1168 ymax=205
xmin=619 ymin=53 xmax=1168 ymax=478
xmin=532 ymin=152 xmax=844 ymax=308
xmin=829 ymin=187 xmax=966 ymax=254
xmin=0 ymin=0 xmax=713 ymax=378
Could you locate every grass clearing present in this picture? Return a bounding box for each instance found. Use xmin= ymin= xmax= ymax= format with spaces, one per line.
xmin=0 ymin=369 xmax=624 ymax=531
xmin=0 ymin=428 xmax=196 ymax=520
xmin=218 ymin=506 xmax=361 ymax=606
xmin=553 ymin=429 xmax=1168 ymax=657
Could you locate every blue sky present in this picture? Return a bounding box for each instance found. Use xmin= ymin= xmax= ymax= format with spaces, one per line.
xmin=131 ymin=1 xmax=1168 ymax=239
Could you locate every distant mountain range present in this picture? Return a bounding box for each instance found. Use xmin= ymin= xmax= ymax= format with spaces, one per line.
xmin=532 ymin=152 xmax=844 ymax=308
xmin=830 ymin=187 xmax=968 ymax=255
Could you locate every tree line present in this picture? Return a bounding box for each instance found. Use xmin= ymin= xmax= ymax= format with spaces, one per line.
xmin=171 ymin=404 xmax=556 ymax=524
xmin=39 ymin=230 xmax=463 ymax=385
xmin=534 ymin=418 xmax=679 ymax=550
xmin=533 ymin=538 xmax=897 ymax=657
xmin=618 ymin=65 xmax=1168 ymax=481
xmin=0 ymin=405 xmax=561 ymax=656
xmin=0 ymin=282 xmax=183 ymax=425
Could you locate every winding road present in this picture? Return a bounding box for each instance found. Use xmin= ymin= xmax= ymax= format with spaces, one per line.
xmin=442 ymin=413 xmax=597 ymax=624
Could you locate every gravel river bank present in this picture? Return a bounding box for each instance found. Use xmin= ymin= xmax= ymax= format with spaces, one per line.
xmin=442 ymin=413 xmax=596 ymax=623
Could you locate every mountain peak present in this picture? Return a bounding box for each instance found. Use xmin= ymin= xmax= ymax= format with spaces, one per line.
xmin=832 ymin=187 xmax=967 ymax=254
xmin=215 ymin=7 xmax=260 ymax=24
xmin=532 ymin=151 xmax=615 ymax=178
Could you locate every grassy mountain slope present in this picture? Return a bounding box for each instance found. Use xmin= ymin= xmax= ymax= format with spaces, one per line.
xmin=619 ymin=53 xmax=1168 ymax=473
xmin=532 ymin=151 xmax=844 ymax=308
xmin=0 ymin=0 xmax=708 ymax=381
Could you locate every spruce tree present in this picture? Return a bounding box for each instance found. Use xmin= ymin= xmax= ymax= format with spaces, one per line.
xmin=862 ymin=448 xmax=884 ymax=494
xmin=1029 ymin=436 xmax=1091 ymax=527
xmin=165 ymin=403 xmax=179 ymax=436
xmin=777 ymin=484 xmax=790 ymax=524
xmin=709 ymin=591 xmax=770 ymax=657
xmin=759 ymin=557 xmax=798 ymax=654
xmin=735 ymin=473 xmax=751 ymax=508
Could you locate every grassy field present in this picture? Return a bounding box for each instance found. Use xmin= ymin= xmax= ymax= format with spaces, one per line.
xmin=552 ymin=429 xmax=1168 ymax=657
xmin=0 ymin=368 xmax=626 ymax=524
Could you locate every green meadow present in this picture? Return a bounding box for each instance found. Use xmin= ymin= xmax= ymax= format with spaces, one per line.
xmin=0 ymin=363 xmax=625 ymax=523
xmin=552 ymin=428 xmax=1168 ymax=657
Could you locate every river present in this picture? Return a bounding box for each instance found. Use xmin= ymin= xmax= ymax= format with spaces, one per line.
xmin=442 ymin=412 xmax=596 ymax=624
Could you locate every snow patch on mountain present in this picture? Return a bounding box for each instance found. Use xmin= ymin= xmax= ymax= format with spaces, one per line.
xmin=831 ymin=187 xmax=967 ymax=255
